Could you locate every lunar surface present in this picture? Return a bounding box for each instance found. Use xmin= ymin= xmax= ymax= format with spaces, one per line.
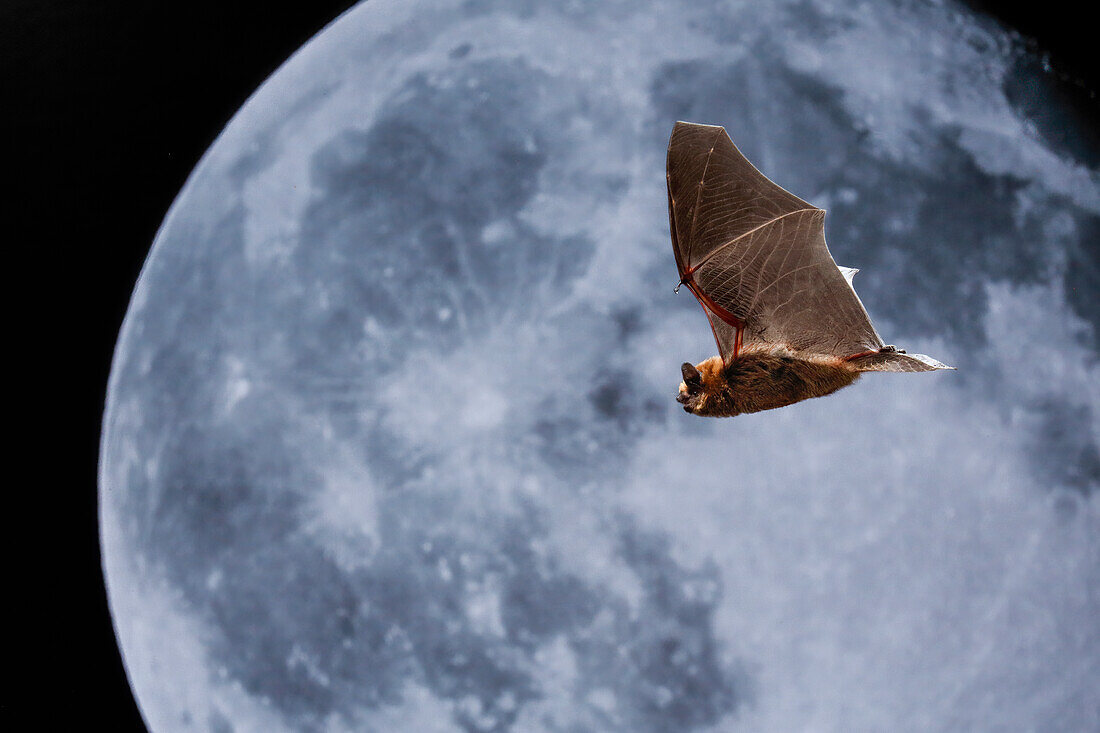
xmin=100 ymin=0 xmax=1099 ymax=730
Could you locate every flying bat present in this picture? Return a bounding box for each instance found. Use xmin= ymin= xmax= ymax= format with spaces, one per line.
xmin=668 ymin=121 xmax=953 ymax=417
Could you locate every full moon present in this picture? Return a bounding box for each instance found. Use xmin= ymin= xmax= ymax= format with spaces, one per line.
xmin=100 ymin=0 xmax=1099 ymax=730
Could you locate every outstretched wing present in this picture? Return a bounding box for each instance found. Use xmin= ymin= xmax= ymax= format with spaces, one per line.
xmin=667 ymin=121 xmax=884 ymax=363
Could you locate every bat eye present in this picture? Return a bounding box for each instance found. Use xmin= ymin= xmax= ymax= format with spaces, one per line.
xmin=681 ymin=362 xmax=702 ymax=389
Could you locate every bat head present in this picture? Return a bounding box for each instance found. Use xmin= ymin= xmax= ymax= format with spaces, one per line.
xmin=677 ymin=361 xmax=705 ymax=414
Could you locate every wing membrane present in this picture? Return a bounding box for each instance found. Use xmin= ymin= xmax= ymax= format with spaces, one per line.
xmin=847 ymin=351 xmax=953 ymax=372
xmin=667 ymin=121 xmax=883 ymax=361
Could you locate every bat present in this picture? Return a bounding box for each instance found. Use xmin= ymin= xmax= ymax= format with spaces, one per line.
xmin=667 ymin=121 xmax=953 ymax=417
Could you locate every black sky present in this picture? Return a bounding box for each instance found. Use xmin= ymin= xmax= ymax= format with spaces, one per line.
xmin=5 ymin=1 xmax=1094 ymax=729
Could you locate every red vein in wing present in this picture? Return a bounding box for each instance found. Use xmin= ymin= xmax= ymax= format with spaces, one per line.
xmin=681 ymin=274 xmax=743 ymax=328
xmin=681 ymin=271 xmax=745 ymax=360
xmin=695 ymin=298 xmax=725 ymax=361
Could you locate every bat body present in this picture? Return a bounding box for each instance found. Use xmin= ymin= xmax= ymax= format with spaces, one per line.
xmin=677 ymin=350 xmax=858 ymax=417
xmin=667 ymin=122 xmax=952 ymax=417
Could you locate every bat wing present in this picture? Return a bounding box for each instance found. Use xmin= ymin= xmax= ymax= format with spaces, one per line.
xmin=667 ymin=121 xmax=885 ymax=363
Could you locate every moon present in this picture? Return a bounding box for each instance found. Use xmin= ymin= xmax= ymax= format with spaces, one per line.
xmin=100 ymin=0 xmax=1099 ymax=730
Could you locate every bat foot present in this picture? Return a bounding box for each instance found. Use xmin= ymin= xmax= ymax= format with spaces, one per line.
xmin=879 ymin=345 xmax=906 ymax=354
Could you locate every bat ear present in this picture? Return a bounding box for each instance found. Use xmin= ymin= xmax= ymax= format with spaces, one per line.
xmin=681 ymin=362 xmax=702 ymax=388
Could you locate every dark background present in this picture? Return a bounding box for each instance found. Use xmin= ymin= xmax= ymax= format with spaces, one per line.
xmin=4 ymin=1 xmax=1093 ymax=729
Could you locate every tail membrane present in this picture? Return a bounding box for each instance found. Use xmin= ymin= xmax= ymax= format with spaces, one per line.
xmin=848 ymin=350 xmax=954 ymax=372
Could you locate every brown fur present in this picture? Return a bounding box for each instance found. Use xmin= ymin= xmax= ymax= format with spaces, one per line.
xmin=678 ymin=347 xmax=859 ymax=417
